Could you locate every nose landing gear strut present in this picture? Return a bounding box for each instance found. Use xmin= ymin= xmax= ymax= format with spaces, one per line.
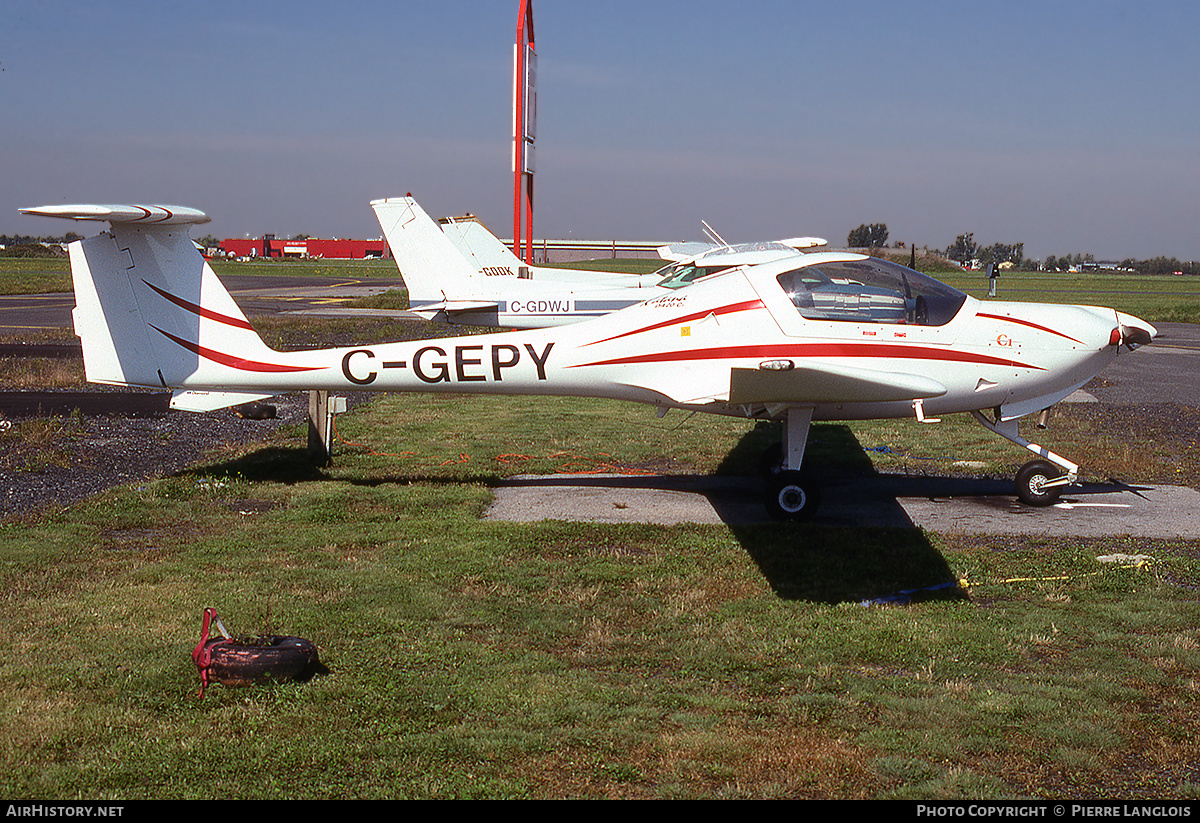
xmin=971 ymin=408 xmax=1078 ymax=506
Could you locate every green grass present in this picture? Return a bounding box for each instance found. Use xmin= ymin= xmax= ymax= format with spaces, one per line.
xmin=0 ymin=258 xmax=72 ymax=293
xmin=3 ymin=256 xmax=1200 ymax=798
xmin=2 ymin=392 xmax=1200 ymax=799
xmin=543 ymin=259 xmax=665 ymax=275
xmin=208 ymin=257 xmax=399 ymax=280
xmin=937 ymin=270 xmax=1200 ymax=323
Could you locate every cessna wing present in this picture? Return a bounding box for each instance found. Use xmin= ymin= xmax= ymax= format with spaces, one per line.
xmin=658 ymin=236 xmax=828 ymax=262
xmin=23 ymin=201 xmax=1156 ymax=521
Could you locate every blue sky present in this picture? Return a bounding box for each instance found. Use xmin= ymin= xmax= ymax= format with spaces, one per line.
xmin=5 ymin=0 xmax=1199 ymax=261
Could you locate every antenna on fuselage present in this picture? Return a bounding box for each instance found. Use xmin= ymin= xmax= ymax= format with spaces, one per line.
xmin=701 ymin=220 xmax=728 ymax=247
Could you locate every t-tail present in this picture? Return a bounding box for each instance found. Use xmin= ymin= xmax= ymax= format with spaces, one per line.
xmin=19 ymin=204 xmax=298 ymax=412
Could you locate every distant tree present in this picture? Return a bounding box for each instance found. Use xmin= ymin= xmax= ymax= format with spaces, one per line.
xmin=847 ymin=223 xmax=889 ymax=248
xmin=1136 ymin=256 xmax=1190 ymax=275
xmin=0 ymin=243 xmax=64 ymax=258
xmin=944 ymin=233 xmax=978 ymax=266
xmin=978 ymin=242 xmax=1024 ymax=268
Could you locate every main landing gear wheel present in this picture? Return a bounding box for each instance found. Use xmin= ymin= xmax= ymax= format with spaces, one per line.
xmin=1015 ymin=459 xmax=1066 ymax=507
xmin=766 ymin=471 xmax=820 ymax=521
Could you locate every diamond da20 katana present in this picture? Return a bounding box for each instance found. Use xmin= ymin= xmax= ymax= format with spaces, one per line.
xmin=21 ymin=202 xmax=1156 ymax=520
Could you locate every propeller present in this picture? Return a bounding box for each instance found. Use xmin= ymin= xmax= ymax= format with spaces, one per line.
xmin=1120 ymin=324 xmax=1154 ymax=348
xmin=1110 ymin=310 xmax=1155 ymax=349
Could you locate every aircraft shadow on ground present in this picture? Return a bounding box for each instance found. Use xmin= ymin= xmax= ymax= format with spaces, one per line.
xmin=711 ymin=421 xmax=965 ymax=605
xmin=180 ymin=423 xmax=1005 ymax=605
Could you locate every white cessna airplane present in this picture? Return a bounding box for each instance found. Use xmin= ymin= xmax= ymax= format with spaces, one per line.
xmin=21 ymin=202 xmax=1156 ymax=520
xmin=373 ymin=196 xmax=824 ymax=329
xmin=430 ymin=201 xmax=827 ymax=285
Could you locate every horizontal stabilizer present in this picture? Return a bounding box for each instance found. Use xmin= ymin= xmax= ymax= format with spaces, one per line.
xmin=170 ymin=390 xmax=277 ymax=413
xmin=410 ymin=300 xmax=500 ymax=314
xmin=19 ymin=204 xmax=210 ymax=226
xmin=729 ymin=364 xmax=947 ymax=405
xmin=656 ymin=242 xmax=716 ymax=261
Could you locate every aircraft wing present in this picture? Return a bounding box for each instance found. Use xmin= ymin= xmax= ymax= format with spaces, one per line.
xmin=728 ymin=363 xmax=947 ymax=405
xmin=609 ymin=359 xmax=947 ymax=408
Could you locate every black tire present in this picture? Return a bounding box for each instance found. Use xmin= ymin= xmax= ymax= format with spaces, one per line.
xmin=1015 ymin=459 xmax=1065 ymax=507
xmin=765 ymin=471 xmax=820 ymax=521
xmin=203 ymin=636 xmax=321 ymax=687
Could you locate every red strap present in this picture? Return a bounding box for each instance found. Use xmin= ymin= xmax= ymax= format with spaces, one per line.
xmin=192 ymin=608 xmax=218 ymax=697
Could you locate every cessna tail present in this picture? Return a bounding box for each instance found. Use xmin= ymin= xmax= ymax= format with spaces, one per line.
xmin=372 ymin=196 xmax=658 ymax=328
xmin=434 ymin=209 xmax=657 ymax=288
xmin=22 ymin=202 xmax=1157 ymax=520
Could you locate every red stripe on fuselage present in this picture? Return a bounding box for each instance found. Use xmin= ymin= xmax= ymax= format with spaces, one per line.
xmin=585 ymin=299 xmax=765 ymax=346
xmin=142 ymin=280 xmax=256 ymax=331
xmin=571 ymin=342 xmax=1040 ymax=370
xmin=151 ymin=325 xmax=321 ymax=373
xmin=975 ymin=312 xmax=1084 ymax=344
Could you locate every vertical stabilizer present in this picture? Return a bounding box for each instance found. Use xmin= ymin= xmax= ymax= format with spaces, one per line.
xmin=440 ymin=216 xmax=530 ymax=276
xmin=21 ymin=204 xmax=287 ymax=408
xmin=371 ymin=197 xmax=481 ymax=307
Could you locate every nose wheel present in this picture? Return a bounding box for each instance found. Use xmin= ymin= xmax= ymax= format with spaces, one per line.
xmin=971 ymin=410 xmax=1078 ymax=507
xmin=1015 ymin=459 xmax=1067 ymax=506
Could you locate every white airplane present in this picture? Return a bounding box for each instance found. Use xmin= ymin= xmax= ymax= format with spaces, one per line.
xmin=21 ymin=202 xmax=1157 ymax=520
xmin=433 ymin=203 xmax=826 ymax=283
xmin=374 ymin=196 xmax=824 ymax=329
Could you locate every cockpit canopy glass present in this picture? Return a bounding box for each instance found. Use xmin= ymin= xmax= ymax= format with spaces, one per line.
xmin=777 ymin=258 xmax=968 ymax=326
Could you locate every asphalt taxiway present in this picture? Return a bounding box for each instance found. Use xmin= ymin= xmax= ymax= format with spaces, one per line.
xmin=0 ymin=275 xmax=408 ymax=335
xmin=484 ymin=472 xmax=1200 ymax=537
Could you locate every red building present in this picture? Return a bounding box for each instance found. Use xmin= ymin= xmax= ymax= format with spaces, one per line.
xmin=220 ymin=235 xmax=389 ymax=260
